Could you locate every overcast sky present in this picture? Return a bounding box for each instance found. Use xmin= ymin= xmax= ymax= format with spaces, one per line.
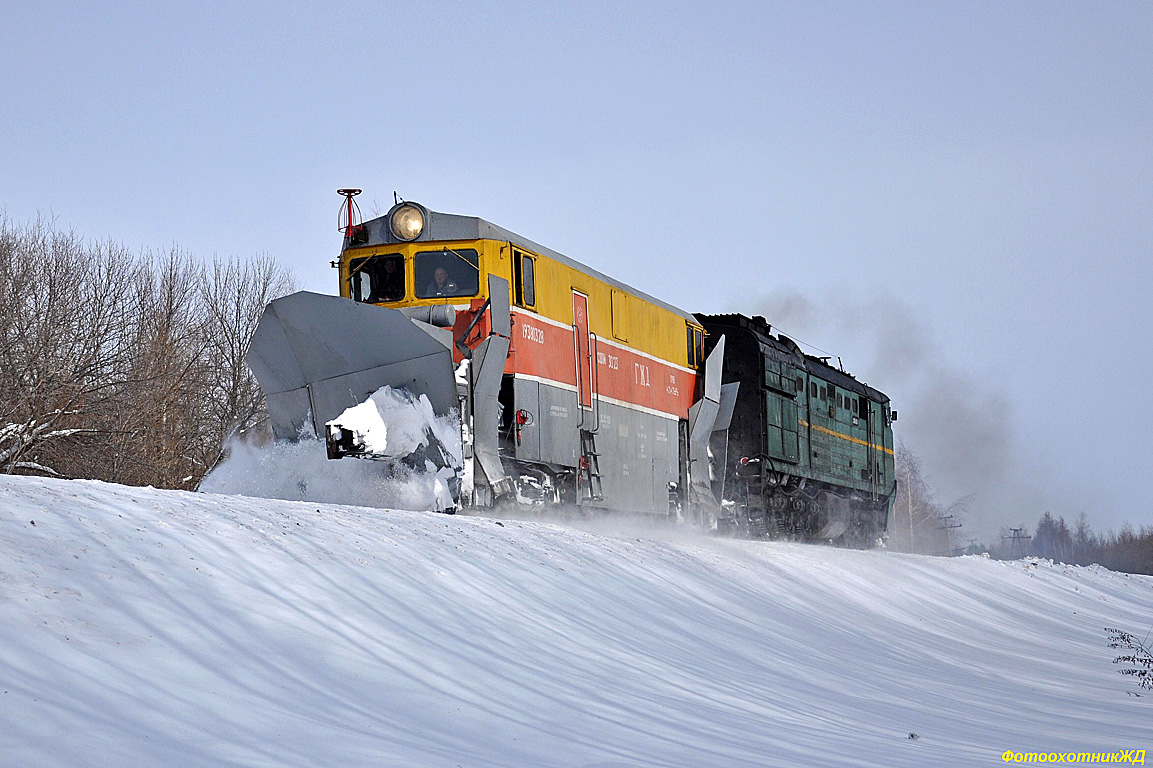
xmin=3 ymin=1 xmax=1150 ymax=540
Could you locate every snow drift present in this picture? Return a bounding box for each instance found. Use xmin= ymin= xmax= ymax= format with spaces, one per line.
xmin=326 ymin=385 xmax=462 ymax=465
xmin=0 ymin=475 xmax=1149 ymax=767
xmin=202 ymin=386 xmax=463 ymax=512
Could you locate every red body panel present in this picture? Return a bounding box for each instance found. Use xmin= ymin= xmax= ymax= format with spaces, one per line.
xmin=452 ymin=300 xmax=697 ymax=420
xmin=507 ymin=309 xmax=696 ymax=419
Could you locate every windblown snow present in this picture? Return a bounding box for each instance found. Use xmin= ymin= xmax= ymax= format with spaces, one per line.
xmin=1 ymin=475 xmax=1150 ymax=767
xmin=202 ymin=386 xmax=463 ymax=512
xmin=325 ymin=385 xmax=463 ymax=468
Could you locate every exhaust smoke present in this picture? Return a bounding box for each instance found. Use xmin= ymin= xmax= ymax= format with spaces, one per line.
xmin=745 ymin=287 xmax=1076 ymax=542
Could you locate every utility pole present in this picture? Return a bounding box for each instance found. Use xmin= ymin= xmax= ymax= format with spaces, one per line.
xmin=1003 ymin=527 xmax=1032 ymax=558
xmin=938 ymin=513 xmax=962 ymax=556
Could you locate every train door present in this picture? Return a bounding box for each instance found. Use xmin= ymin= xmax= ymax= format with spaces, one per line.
xmin=782 ymin=366 xmax=801 ymax=462
xmin=764 ymin=360 xmax=801 ymax=464
xmin=572 ymin=290 xmax=592 ymax=410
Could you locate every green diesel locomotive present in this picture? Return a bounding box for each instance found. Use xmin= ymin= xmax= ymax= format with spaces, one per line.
xmin=700 ymin=314 xmax=896 ymax=546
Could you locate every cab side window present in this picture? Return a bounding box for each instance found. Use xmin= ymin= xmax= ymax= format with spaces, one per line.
xmin=514 ymin=250 xmax=535 ymax=307
xmin=686 ymin=325 xmax=705 ymax=367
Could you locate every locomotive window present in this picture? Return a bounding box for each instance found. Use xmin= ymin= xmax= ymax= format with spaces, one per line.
xmin=349 ymin=253 xmax=405 ymax=303
xmin=523 ymin=256 xmax=535 ymax=305
xmin=414 ymin=248 xmax=479 ymax=299
xmin=687 ymin=325 xmax=704 ymax=367
xmin=837 ymin=393 xmax=843 ymax=408
xmin=810 ymin=381 xmax=817 ymax=398
xmin=514 ymin=251 xmax=535 ymax=307
xmin=819 ymin=386 xmax=826 ymax=401
xmin=795 ymin=376 xmax=803 ymax=393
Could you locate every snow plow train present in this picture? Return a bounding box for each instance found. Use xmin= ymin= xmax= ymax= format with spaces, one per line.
xmin=246 ymin=191 xmax=897 ymax=545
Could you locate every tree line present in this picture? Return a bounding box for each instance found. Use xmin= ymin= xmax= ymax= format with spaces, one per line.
xmin=891 ymin=441 xmax=1152 ymax=575
xmin=998 ymin=512 xmax=1153 ymax=576
xmin=0 ymin=216 xmax=293 ymax=489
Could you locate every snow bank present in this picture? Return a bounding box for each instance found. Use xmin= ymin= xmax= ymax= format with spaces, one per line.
xmin=1 ymin=475 xmax=1150 ymax=767
xmin=198 ymin=436 xmax=455 ymax=511
xmin=201 ymin=386 xmax=463 ymax=511
xmin=326 ymin=385 xmax=463 ymax=469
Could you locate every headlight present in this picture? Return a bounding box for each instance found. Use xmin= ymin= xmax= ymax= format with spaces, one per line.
xmin=389 ymin=203 xmax=425 ymax=241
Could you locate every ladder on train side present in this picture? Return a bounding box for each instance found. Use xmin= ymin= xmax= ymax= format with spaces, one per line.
xmin=578 ymin=429 xmax=604 ymax=504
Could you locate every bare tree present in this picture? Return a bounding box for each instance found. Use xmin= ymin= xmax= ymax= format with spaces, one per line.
xmin=0 ymin=219 xmax=134 ymax=474
xmin=0 ymin=216 xmax=294 ymax=488
xmin=891 ymin=440 xmax=951 ymax=554
xmin=197 ymin=254 xmax=295 ymax=469
xmin=103 ymin=247 xmax=211 ymax=487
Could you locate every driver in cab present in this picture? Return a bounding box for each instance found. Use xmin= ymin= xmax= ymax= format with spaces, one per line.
xmin=425 ymin=266 xmax=458 ymax=297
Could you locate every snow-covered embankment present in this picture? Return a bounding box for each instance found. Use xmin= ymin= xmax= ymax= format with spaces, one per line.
xmin=0 ymin=475 xmax=1149 ymax=767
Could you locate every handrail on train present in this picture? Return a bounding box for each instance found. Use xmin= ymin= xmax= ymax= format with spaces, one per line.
xmin=590 ymin=332 xmax=601 ymax=434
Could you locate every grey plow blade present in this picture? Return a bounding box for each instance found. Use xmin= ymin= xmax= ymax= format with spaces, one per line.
xmin=246 ymin=291 xmax=458 ymax=441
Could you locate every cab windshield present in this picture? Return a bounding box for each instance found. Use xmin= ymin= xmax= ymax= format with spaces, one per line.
xmin=349 ymin=253 xmax=405 ymax=303
xmin=414 ymin=248 xmax=479 ymax=299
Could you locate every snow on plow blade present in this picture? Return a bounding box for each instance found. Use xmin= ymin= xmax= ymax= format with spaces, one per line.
xmin=246 ymin=291 xmax=458 ymax=444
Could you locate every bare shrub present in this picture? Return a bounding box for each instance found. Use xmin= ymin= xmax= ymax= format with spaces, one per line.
xmin=1106 ymin=627 xmax=1153 ymax=695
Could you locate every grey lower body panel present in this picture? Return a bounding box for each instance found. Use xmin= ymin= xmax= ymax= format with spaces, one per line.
xmin=514 ymin=377 xmax=679 ymax=515
xmin=590 ymin=402 xmax=679 ymax=515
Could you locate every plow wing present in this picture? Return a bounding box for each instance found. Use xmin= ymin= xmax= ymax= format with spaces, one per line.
xmin=246 ymin=291 xmax=458 ymax=441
